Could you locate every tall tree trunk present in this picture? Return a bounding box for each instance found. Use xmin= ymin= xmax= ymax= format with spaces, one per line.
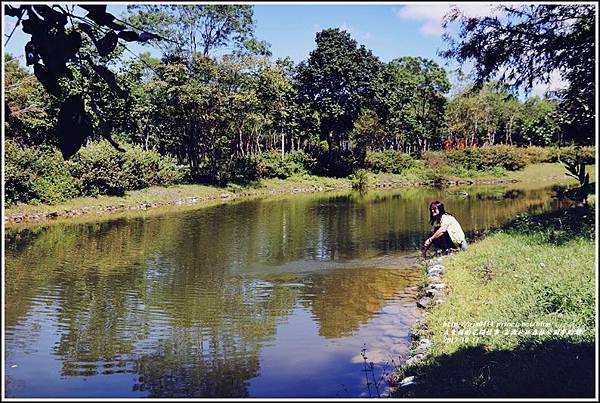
xmin=507 ymin=115 xmax=514 ymax=145
xmin=238 ymin=126 xmax=244 ymax=155
xmin=471 ymin=117 xmax=478 ymax=147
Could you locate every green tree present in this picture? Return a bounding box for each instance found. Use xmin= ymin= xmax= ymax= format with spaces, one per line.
xmin=518 ymin=97 xmax=560 ymax=146
xmin=350 ymin=109 xmax=385 ymax=164
xmin=254 ymin=58 xmax=298 ymax=155
xmin=296 ymin=28 xmax=384 ymax=176
xmin=441 ymin=4 xmax=595 ymax=144
xmin=477 ymin=84 xmax=508 ymax=146
xmin=446 ymin=81 xmax=561 ymax=148
xmin=386 ymin=57 xmax=450 ymax=153
xmin=142 ymin=54 xmax=289 ymax=184
xmin=117 ymin=53 xmax=163 ymax=149
xmin=4 ymin=53 xmax=58 ymax=146
xmin=143 ymin=57 xmax=222 ymax=182
xmin=499 ymin=95 xmax=523 ymax=146
xmin=125 ymin=5 xmax=257 ymax=60
xmin=447 ymin=91 xmax=483 ymax=147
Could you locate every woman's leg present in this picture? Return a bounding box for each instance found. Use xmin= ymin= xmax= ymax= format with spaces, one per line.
xmin=432 ymin=232 xmax=455 ymax=251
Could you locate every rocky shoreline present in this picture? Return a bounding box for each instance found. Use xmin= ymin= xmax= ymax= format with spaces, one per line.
xmin=5 ymin=192 xmax=236 ymax=225
xmin=4 ymin=178 xmax=520 ymax=226
xmin=388 ymin=255 xmax=449 ymax=396
xmin=4 ymin=184 xmax=336 ymax=225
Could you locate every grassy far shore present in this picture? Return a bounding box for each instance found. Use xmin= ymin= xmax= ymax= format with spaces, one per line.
xmin=392 ymin=199 xmax=596 ymax=398
xmin=3 ymin=162 xmax=592 ymax=225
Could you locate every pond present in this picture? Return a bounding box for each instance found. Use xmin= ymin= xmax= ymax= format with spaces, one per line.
xmin=4 ymin=184 xmax=569 ymax=398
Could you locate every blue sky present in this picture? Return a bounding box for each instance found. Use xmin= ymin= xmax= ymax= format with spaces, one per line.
xmin=2 ymin=3 xmax=566 ymax=95
xmin=252 ymin=4 xmax=446 ymax=64
xmin=2 ymin=3 xmax=483 ymax=67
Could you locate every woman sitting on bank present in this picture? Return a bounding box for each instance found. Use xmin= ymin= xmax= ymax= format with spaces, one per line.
xmin=422 ymin=200 xmax=467 ymax=258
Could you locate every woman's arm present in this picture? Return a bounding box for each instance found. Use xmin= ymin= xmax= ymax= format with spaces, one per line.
xmin=424 ymin=224 xmax=450 ymax=246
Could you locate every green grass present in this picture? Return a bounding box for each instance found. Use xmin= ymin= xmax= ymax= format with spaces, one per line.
xmin=504 ymin=162 xmax=596 ymax=183
xmin=4 ymin=175 xmax=351 ymax=216
xmin=370 ymin=162 xmax=594 ymax=186
xmin=393 ymin=204 xmax=596 ymax=398
xmin=5 ymin=184 xmax=223 ymax=216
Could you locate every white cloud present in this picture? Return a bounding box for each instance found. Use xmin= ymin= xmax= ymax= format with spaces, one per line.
xmin=530 ymin=69 xmax=569 ymax=97
xmin=395 ymin=3 xmax=507 ymax=36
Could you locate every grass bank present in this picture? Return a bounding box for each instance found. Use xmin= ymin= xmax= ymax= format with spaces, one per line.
xmin=3 ymin=174 xmax=350 ymax=224
xmin=392 ymin=203 xmax=596 ymax=398
xmin=370 ymin=161 xmax=587 ymax=185
xmin=4 ymin=163 xmax=591 ymax=226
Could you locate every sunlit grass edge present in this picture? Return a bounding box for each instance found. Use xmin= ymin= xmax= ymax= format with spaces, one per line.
xmin=392 ymin=203 xmax=596 ymax=397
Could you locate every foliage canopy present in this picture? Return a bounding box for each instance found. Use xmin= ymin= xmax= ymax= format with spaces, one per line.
xmin=440 ymin=4 xmax=595 ymax=144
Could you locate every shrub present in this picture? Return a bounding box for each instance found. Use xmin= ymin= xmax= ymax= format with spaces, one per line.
xmin=122 ymin=145 xmax=186 ymax=189
xmin=227 ymin=151 xmax=312 ymax=182
xmin=420 ymin=168 xmax=447 ymax=184
xmin=479 ymin=146 xmax=527 ymax=171
xmin=548 ymin=146 xmax=595 ymax=165
xmin=4 ymin=139 xmax=80 ymax=206
xmin=156 ymin=159 xmax=189 ymax=186
xmin=229 ymin=154 xmax=261 ymax=182
xmin=422 ymin=151 xmax=448 ymax=170
xmin=287 ymin=150 xmax=317 ymax=174
xmin=350 ymin=168 xmax=370 ymax=190
xmin=67 ymin=142 xmax=187 ymax=197
xmin=446 ymin=145 xmax=527 ymax=171
xmin=310 ymin=143 xmax=358 ymax=177
xmin=516 ymin=146 xmax=553 ymax=164
xmin=365 ymin=150 xmax=416 ymax=174
xmin=256 ymin=150 xmax=308 ymax=179
xmin=67 ymin=141 xmax=128 ymax=196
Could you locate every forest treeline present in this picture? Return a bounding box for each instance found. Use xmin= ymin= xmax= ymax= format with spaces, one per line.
xmin=4 ymin=5 xmax=595 ymax=205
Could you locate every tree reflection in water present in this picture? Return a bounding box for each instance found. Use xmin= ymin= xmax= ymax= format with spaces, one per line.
xmin=5 ymin=184 xmax=565 ymax=397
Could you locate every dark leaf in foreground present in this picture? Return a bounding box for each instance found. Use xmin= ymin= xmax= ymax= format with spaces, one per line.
xmin=33 ymin=5 xmax=67 ymax=27
xmin=105 ymin=20 xmax=126 ymax=31
xmin=96 ymin=30 xmax=118 ymax=57
xmin=85 ymin=56 xmax=128 ymax=98
xmin=79 ymin=5 xmax=106 ymax=14
xmin=139 ymin=32 xmax=161 ymax=42
xmin=33 ymin=63 xmax=61 ymax=96
xmin=5 ymin=5 xmax=25 ymax=17
xmin=85 ymin=10 xmax=118 ymax=27
xmin=117 ymin=30 xmax=140 ymax=42
xmin=77 ymin=22 xmax=95 ymax=39
xmin=55 ymin=30 xmax=82 ymax=63
xmin=21 ymin=14 xmax=46 ymax=36
xmin=56 ymin=94 xmax=93 ymax=159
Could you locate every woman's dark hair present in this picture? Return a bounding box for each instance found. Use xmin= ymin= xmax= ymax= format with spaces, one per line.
xmin=429 ymin=200 xmax=446 ymax=225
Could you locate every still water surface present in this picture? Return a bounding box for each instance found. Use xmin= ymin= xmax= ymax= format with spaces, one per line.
xmin=4 ymin=184 xmax=566 ymax=397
